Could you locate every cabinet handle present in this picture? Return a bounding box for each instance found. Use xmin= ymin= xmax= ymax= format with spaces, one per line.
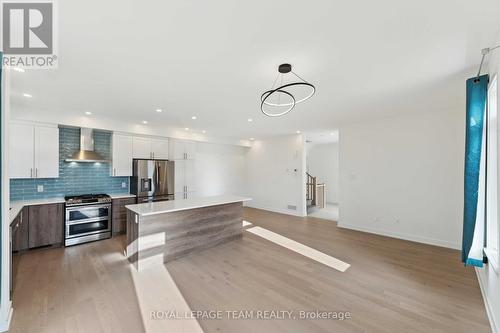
xmin=114 ymin=168 xmax=116 ymax=176
xmin=30 ymin=168 xmax=33 ymax=178
xmin=35 ymin=168 xmax=38 ymax=178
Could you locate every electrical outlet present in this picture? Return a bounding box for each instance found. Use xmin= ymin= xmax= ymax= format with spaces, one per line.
xmin=122 ymin=182 xmax=127 ymax=188
xmin=37 ymin=185 xmax=44 ymax=192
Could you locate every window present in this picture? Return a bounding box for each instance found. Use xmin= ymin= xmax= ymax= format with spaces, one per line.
xmin=486 ymin=75 xmax=499 ymax=272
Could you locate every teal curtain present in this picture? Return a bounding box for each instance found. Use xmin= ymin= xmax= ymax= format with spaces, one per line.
xmin=462 ymin=74 xmax=489 ymax=267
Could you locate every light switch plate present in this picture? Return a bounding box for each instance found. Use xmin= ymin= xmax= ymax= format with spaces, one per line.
xmin=37 ymin=185 xmax=44 ymax=192
xmin=122 ymin=182 xmax=127 ymax=188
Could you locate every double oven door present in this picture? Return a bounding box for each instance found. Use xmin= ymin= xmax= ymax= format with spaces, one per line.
xmin=65 ymin=203 xmax=111 ymax=246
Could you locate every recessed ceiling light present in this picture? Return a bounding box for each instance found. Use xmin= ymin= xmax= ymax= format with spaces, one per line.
xmin=23 ymin=93 xmax=32 ymax=98
xmin=156 ymin=108 xmax=162 ymax=113
xmin=202 ymin=130 xmax=206 ymax=134
xmin=250 ymin=138 xmax=255 ymax=141
xmin=248 ymin=118 xmax=253 ymax=122
xmin=185 ymin=127 xmax=189 ymax=131
xmin=12 ymin=67 xmax=25 ymax=73
xmin=142 ymin=120 xmax=148 ymax=124
xmin=191 ymin=116 xmax=197 ymax=120
xmin=85 ymin=111 xmax=92 ymax=115
xmin=296 ymin=130 xmax=301 ymax=134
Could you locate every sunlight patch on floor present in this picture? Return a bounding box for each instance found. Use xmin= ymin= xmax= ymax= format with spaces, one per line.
xmin=242 ymin=220 xmax=253 ymax=227
xmin=246 ymin=226 xmax=350 ymax=272
xmin=130 ymin=265 xmax=204 ymax=333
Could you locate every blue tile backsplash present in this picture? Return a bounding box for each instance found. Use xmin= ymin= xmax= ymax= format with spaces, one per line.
xmin=10 ymin=127 xmax=129 ymax=201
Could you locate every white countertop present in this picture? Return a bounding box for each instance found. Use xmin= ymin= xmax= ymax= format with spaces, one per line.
xmin=125 ymin=195 xmax=252 ymax=216
xmin=9 ymin=193 xmax=135 ymax=224
xmin=9 ymin=197 xmax=66 ymax=224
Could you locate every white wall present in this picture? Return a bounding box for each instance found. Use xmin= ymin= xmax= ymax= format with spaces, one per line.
xmin=476 ymin=32 xmax=500 ymax=333
xmin=306 ymin=143 xmax=339 ymax=204
xmin=245 ymin=134 xmax=306 ymax=217
xmin=194 ymin=142 xmax=248 ymax=197
xmin=338 ymin=109 xmax=464 ymax=249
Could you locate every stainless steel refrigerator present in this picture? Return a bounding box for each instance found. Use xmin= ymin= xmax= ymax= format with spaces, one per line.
xmin=131 ymin=159 xmax=175 ymax=203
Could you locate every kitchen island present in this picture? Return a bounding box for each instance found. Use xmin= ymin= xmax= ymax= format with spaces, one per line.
xmin=125 ymin=195 xmax=251 ymax=271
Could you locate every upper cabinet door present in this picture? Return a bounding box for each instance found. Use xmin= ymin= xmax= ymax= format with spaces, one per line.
xmin=34 ymin=126 xmax=59 ymax=178
xmin=132 ymin=136 xmax=151 ymax=159
xmin=112 ymin=134 xmax=133 ymax=176
xmin=184 ymin=142 xmax=196 ymax=160
xmin=170 ymin=140 xmax=186 ymax=160
xmin=169 ymin=140 xmax=196 ymax=160
xmin=151 ymin=138 xmax=169 ymax=159
xmin=9 ymin=123 xmax=35 ymax=179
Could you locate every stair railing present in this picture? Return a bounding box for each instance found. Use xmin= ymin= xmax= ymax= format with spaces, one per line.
xmin=306 ymin=172 xmax=317 ymax=206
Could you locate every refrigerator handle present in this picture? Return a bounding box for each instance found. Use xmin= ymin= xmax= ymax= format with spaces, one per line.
xmin=157 ymin=163 xmax=161 ymax=189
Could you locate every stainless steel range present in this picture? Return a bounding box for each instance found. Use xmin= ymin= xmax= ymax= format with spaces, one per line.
xmin=65 ymin=194 xmax=112 ymax=246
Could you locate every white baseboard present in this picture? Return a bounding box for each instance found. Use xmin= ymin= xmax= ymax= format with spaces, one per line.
xmin=244 ymin=203 xmax=305 ymax=217
xmin=475 ymin=268 xmax=498 ymax=333
xmin=0 ymin=302 xmax=12 ymax=333
xmin=337 ymin=222 xmax=461 ymax=250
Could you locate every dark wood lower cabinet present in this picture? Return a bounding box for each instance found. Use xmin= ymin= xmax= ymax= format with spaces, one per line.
xmin=28 ymin=203 xmax=64 ymax=248
xmin=112 ymin=197 xmax=136 ymax=235
xmin=12 ymin=207 xmax=29 ymax=252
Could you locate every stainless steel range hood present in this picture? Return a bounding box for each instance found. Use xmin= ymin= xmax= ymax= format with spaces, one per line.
xmin=65 ymin=128 xmax=108 ymax=163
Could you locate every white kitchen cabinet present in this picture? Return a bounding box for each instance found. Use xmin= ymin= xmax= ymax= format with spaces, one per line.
xmin=174 ymin=160 xmax=186 ymax=193
xmin=132 ymin=136 xmax=169 ymax=159
xmin=184 ymin=159 xmax=196 ymax=192
xmin=173 ymin=159 xmax=196 ymax=196
xmin=184 ymin=142 xmax=196 ymax=159
xmin=9 ymin=123 xmax=59 ymax=179
xmin=151 ymin=138 xmax=169 ymax=159
xmin=175 ymin=191 xmax=196 ymax=200
xmin=34 ymin=126 xmax=60 ymax=178
xmin=9 ymin=123 xmax=35 ymax=179
xmin=132 ymin=136 xmax=152 ymax=159
xmin=111 ymin=134 xmax=133 ymax=176
xmin=169 ymin=139 xmax=196 ymax=160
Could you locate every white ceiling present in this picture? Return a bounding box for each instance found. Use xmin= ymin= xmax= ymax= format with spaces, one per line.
xmin=9 ymin=0 xmax=500 ymax=141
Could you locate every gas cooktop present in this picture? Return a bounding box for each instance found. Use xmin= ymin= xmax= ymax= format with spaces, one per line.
xmin=65 ymin=193 xmax=111 ymax=206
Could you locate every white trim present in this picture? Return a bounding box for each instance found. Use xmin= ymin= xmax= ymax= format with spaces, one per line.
xmin=337 ymin=222 xmax=461 ymax=250
xmin=476 ymin=268 xmax=499 ymax=333
xmin=244 ymin=203 xmax=306 ymax=217
xmin=0 ymin=302 xmax=12 ymax=333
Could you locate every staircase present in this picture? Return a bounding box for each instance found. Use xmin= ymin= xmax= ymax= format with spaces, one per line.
xmin=306 ymin=172 xmax=326 ymax=214
xmin=306 ymin=172 xmax=317 ymax=208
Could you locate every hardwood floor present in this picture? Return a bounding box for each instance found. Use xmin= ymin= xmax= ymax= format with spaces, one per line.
xmin=9 ymin=207 xmax=490 ymax=333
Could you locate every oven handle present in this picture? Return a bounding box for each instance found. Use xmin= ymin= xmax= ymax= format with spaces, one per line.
xmin=66 ymin=216 xmax=110 ymax=226
xmin=66 ymin=226 xmax=111 ymax=239
xmin=65 ymin=204 xmax=111 ymax=212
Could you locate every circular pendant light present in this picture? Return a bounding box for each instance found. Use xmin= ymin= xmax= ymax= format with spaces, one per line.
xmin=260 ymin=64 xmax=316 ymax=117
